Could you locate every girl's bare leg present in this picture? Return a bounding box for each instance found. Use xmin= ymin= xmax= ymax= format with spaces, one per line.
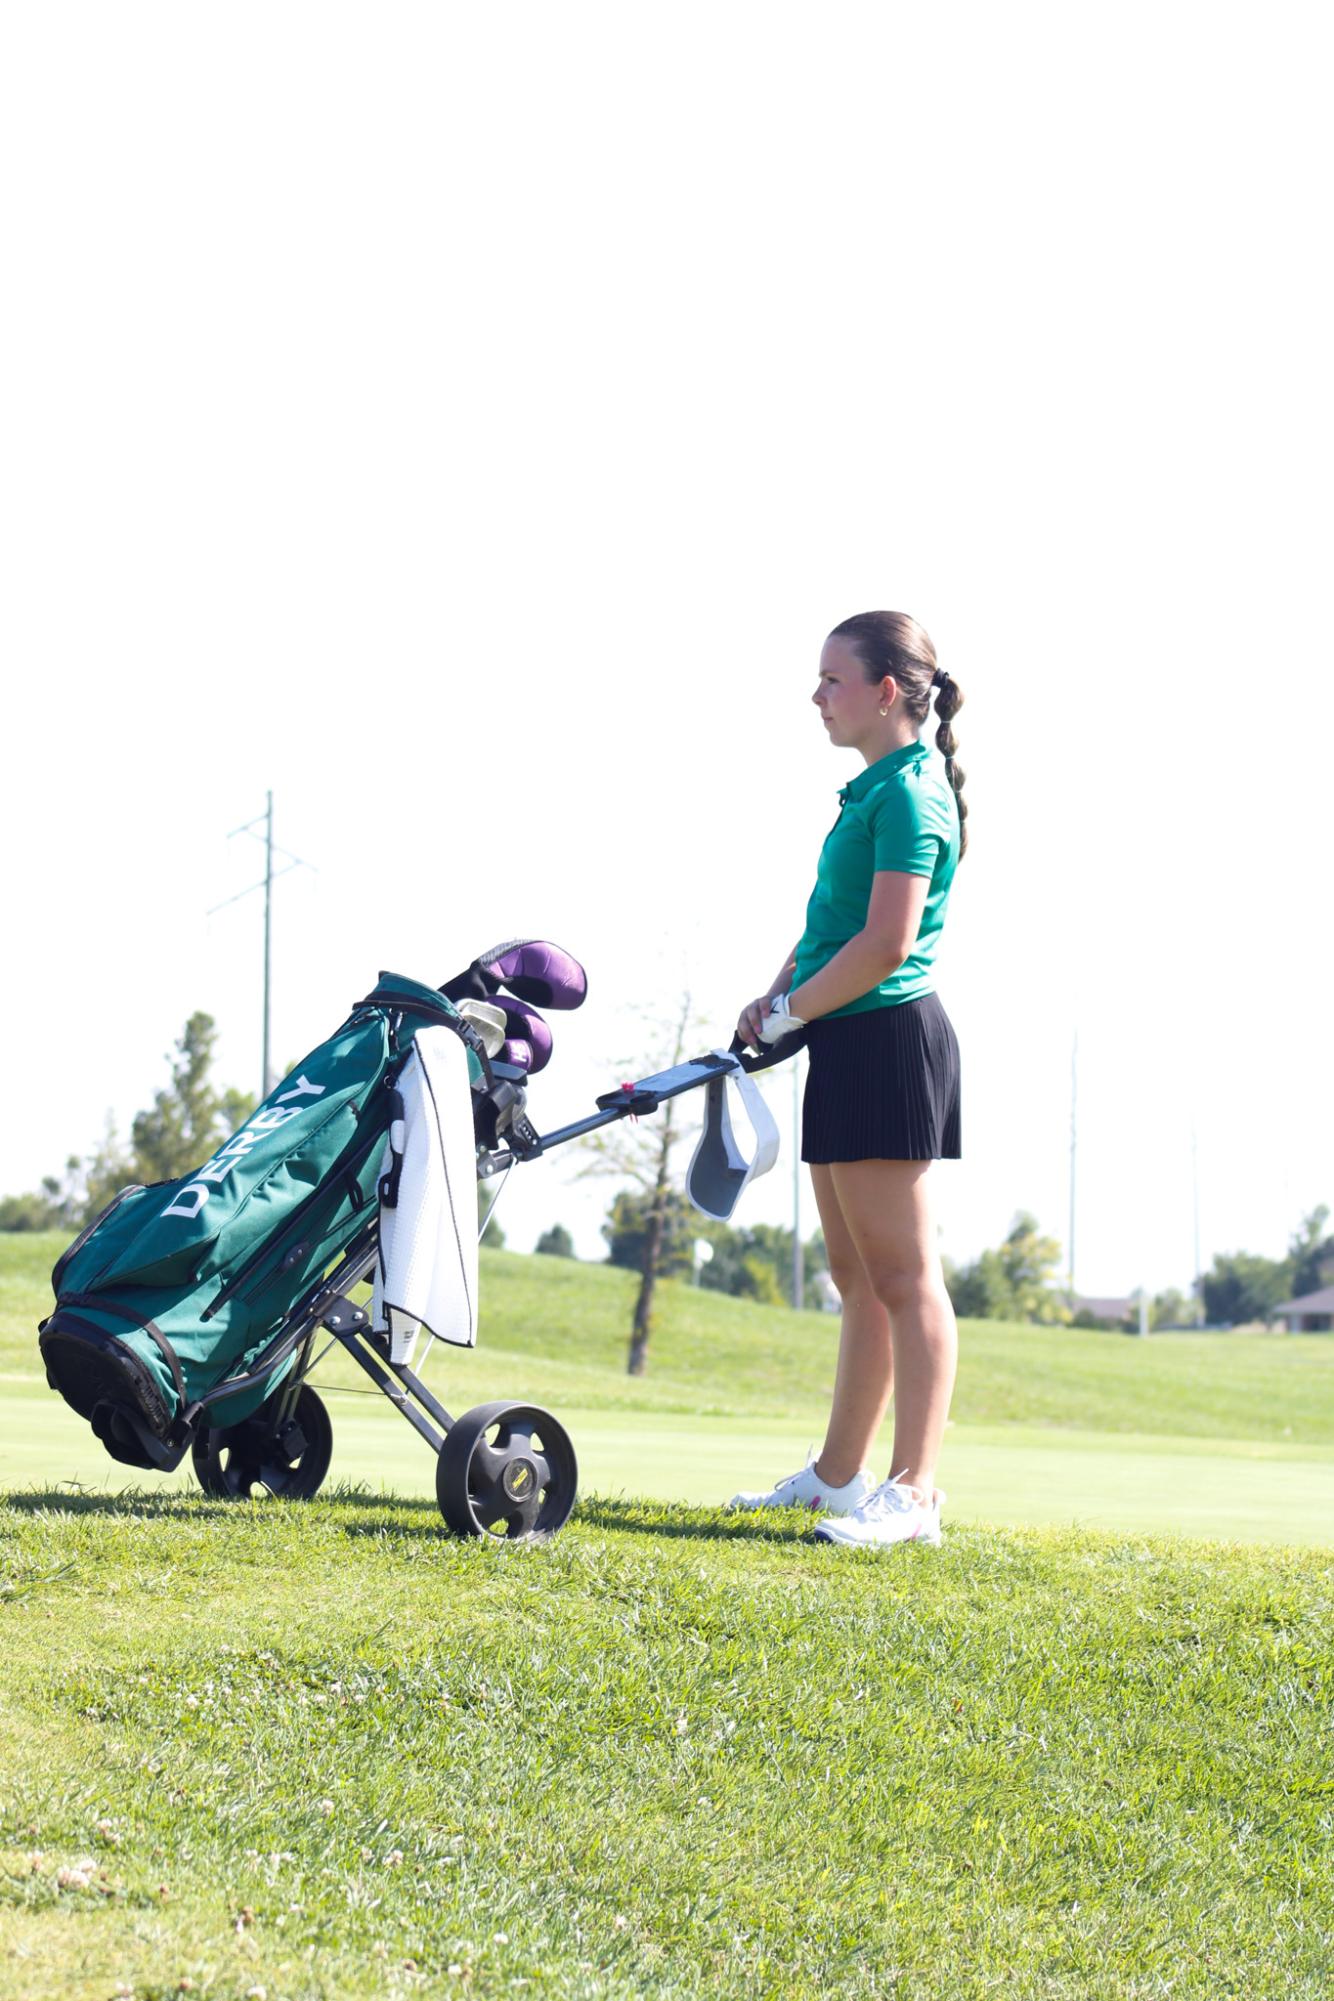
xmin=826 ymin=1158 xmax=957 ymax=1501
xmin=808 ymin=1164 xmax=894 ymax=1487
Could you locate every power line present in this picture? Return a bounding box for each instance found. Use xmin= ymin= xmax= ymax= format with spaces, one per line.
xmin=205 ymin=793 xmax=316 ymax=1099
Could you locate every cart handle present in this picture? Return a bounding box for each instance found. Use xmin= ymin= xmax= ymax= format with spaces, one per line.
xmin=478 ymin=1027 xmax=804 ymax=1169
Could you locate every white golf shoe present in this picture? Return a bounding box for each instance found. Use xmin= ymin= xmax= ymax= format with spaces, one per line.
xmin=812 ymin=1472 xmax=945 ymax=1548
xmin=726 ymin=1453 xmax=875 ymax=1516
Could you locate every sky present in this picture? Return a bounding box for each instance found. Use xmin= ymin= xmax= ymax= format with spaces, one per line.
xmin=2 ymin=3 xmax=1330 ymax=1296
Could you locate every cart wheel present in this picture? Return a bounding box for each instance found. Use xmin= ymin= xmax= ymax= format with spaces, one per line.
xmin=191 ymin=1384 xmax=333 ymax=1500
xmin=436 ymin=1400 xmax=577 ymax=1541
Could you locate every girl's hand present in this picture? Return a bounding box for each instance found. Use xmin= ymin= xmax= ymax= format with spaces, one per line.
xmin=759 ymin=995 xmax=807 ymax=1044
xmin=736 ymin=996 xmax=772 ymax=1052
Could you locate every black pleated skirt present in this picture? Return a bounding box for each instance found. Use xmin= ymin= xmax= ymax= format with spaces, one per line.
xmin=801 ymin=992 xmax=961 ymax=1163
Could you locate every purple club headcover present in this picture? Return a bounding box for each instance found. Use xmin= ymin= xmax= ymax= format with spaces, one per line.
xmin=498 ymin=998 xmax=553 ymax=1074
xmin=477 ymin=939 xmax=587 ymax=1011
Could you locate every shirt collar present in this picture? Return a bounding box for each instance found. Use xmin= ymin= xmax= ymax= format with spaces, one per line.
xmin=837 ymin=737 xmax=927 ymax=807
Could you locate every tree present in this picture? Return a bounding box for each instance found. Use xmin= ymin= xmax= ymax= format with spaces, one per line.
xmin=1200 ymin=1250 xmax=1291 ymax=1328
xmin=1192 ymin=1206 xmax=1331 ymax=1326
xmin=945 ymin=1212 xmax=1069 ymax=1324
xmin=601 ymin=1206 xmax=827 ymax=1309
xmin=696 ymin=1222 xmax=782 ymax=1303
xmin=73 ymin=1118 xmax=138 ymax=1225
xmin=1 ymin=1013 xmax=255 ymax=1231
xmin=577 ymin=992 xmax=709 ymax=1375
xmin=535 ymin=1223 xmax=576 ymax=1258
xmin=1288 ymin=1205 xmax=1333 ymax=1299
xmin=945 ymin=1251 xmax=1010 ymax=1320
xmin=698 ymin=1221 xmax=828 ymax=1307
xmin=0 ymin=1184 xmax=67 ymax=1232
xmin=1150 ymin=1287 xmax=1191 ymax=1331
xmin=602 ymin=1187 xmax=695 ymax=1280
xmin=129 ymin=1013 xmax=255 ymax=1184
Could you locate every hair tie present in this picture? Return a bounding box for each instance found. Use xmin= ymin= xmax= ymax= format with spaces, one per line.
xmin=932 ymin=668 xmax=949 ymax=690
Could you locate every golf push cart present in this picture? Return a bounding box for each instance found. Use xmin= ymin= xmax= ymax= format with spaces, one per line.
xmin=39 ymin=941 xmax=792 ymax=1543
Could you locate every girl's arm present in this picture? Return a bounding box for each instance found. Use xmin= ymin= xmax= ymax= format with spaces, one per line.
xmin=788 ymin=873 xmax=929 ymax=1022
xmin=765 ymin=942 xmax=799 ymax=998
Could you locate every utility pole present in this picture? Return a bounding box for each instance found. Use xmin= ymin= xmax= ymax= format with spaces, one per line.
xmin=792 ymin=1047 xmax=804 ymax=1311
xmin=207 ymin=795 xmax=314 ymax=1101
xmin=1191 ymin=1122 xmax=1202 ymax=1325
xmin=1067 ymin=1028 xmax=1078 ymax=1305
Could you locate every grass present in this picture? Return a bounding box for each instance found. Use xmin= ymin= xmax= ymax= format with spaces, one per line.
xmin=5 ymin=1233 xmax=1334 ymax=1545
xmin=7 ymin=1390 xmax=1334 ymax=1550
xmin=2 ymin=1491 xmax=1333 ymax=1999
xmin=3 ymin=1232 xmax=1334 ymax=1995
xmin=7 ymin=1231 xmax=1334 ymax=1441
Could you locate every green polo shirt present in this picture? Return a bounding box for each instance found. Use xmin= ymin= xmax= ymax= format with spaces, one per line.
xmin=793 ymin=739 xmax=959 ymax=1016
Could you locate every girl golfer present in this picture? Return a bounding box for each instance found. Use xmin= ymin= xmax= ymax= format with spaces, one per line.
xmin=731 ymin=610 xmax=965 ymax=1549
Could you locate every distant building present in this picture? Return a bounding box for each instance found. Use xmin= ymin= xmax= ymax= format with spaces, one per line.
xmin=1071 ymin=1294 xmax=1134 ymax=1327
xmin=1269 ymin=1285 xmax=1334 ymax=1333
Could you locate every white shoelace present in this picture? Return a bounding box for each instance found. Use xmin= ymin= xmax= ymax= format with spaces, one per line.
xmin=860 ymin=1471 xmax=930 ymax=1520
xmin=771 ymin=1449 xmax=820 ymax=1495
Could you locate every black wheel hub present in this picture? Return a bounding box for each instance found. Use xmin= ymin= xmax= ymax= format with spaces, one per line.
xmin=501 ymin=1455 xmax=539 ymax=1503
xmin=436 ymin=1400 xmax=578 ymax=1541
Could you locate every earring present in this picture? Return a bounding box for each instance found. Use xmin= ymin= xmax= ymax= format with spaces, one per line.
xmin=878 ymin=703 xmax=889 ymax=717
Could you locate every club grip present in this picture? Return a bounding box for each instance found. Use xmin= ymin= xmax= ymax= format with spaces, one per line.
xmin=728 ymin=1028 xmax=807 ymax=1074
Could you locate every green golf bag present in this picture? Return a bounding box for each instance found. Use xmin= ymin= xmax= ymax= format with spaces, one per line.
xmin=38 ymin=973 xmax=482 ymax=1472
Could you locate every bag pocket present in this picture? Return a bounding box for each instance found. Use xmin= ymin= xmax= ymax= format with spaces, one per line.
xmin=58 ymin=1185 xmax=222 ymax=1295
xmin=200 ymin=1109 xmax=380 ymax=1321
xmin=52 ymin=1184 xmax=147 ymax=1295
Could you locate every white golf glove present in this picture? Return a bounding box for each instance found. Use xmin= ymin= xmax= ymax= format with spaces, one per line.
xmin=758 ymin=993 xmax=807 ymax=1045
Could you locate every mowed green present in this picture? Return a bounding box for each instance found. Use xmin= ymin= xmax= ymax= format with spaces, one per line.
xmin=2 ymin=1234 xmax=1334 ymax=1998
xmin=5 ymin=1233 xmax=1334 ymax=1546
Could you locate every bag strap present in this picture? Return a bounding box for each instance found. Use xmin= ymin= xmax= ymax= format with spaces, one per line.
xmin=359 ymin=986 xmax=461 ymax=1023
xmin=378 ymin=1090 xmax=407 ymax=1210
xmin=359 ymin=985 xmax=494 ymax=1085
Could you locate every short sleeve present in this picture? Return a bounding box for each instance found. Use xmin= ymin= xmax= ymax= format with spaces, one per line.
xmin=867 ymin=775 xmax=939 ymax=877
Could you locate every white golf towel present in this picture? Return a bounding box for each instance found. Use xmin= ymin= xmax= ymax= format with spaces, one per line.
xmin=685 ymin=1054 xmax=780 ymax=1222
xmin=371 ymin=1025 xmax=478 ymax=1366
